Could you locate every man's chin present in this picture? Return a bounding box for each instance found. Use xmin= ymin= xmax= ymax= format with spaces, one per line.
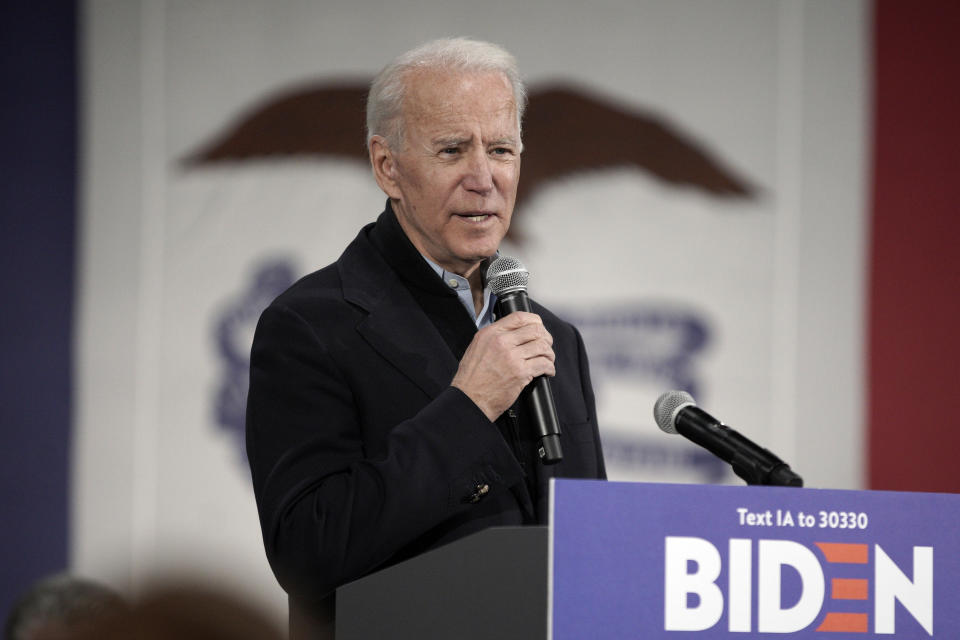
xmin=439 ymin=248 xmax=498 ymax=275
xmin=460 ymin=244 xmax=501 ymax=263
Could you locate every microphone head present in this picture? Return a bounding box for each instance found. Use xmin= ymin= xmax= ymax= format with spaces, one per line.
xmin=653 ymin=390 xmax=696 ymax=434
xmin=487 ymin=255 xmax=529 ymax=295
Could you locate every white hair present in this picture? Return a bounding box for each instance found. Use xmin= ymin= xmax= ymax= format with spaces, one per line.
xmin=366 ymin=37 xmax=527 ymax=149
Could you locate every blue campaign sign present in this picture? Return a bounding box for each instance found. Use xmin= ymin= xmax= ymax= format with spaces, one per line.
xmin=549 ymin=479 xmax=960 ymax=639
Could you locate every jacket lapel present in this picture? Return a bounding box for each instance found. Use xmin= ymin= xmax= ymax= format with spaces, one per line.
xmin=338 ymin=228 xmax=459 ymax=399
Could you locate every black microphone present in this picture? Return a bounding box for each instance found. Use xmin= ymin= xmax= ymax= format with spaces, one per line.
xmin=653 ymin=390 xmax=803 ymax=487
xmin=487 ymin=256 xmax=563 ymax=464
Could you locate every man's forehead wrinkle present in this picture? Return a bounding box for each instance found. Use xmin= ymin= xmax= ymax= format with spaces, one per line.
xmin=404 ymin=69 xmax=516 ymax=112
xmin=412 ymin=113 xmax=518 ymax=146
xmin=425 ymin=126 xmax=519 ymax=149
xmin=397 ymin=67 xmax=520 ymax=154
xmin=431 ymin=134 xmax=469 ymax=148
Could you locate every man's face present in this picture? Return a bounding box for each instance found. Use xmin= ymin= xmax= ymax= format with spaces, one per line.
xmin=371 ymin=69 xmax=521 ymax=276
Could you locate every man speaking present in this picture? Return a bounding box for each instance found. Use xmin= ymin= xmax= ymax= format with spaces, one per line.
xmin=246 ymin=37 xmax=606 ymax=638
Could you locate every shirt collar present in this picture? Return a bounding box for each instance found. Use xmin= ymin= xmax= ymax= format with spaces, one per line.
xmin=420 ymin=254 xmax=498 ymax=328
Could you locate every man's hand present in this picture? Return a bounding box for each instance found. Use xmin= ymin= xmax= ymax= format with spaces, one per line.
xmin=451 ymin=311 xmax=555 ymax=421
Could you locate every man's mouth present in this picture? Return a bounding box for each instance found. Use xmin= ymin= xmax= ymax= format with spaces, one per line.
xmin=455 ymin=212 xmax=495 ymax=222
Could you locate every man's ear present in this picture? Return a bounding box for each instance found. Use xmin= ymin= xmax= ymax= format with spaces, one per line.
xmin=369 ymin=135 xmax=402 ymax=199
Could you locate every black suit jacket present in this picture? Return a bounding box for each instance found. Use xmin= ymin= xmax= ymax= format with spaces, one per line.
xmin=246 ymin=207 xmax=605 ymax=638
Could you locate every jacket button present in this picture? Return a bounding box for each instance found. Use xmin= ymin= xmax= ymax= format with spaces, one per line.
xmin=465 ymin=482 xmax=490 ymax=504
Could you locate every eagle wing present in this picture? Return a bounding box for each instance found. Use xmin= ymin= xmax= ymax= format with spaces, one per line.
xmin=519 ymin=85 xmax=755 ymax=205
xmin=184 ymin=81 xmax=756 ymax=209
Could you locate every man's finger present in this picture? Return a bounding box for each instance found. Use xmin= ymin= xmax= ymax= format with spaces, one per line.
xmin=524 ymin=354 xmax=556 ymax=378
xmin=497 ymin=322 xmax=553 ymax=349
xmin=516 ymin=339 xmax=555 ymax=363
xmin=493 ymin=310 xmax=543 ymax=330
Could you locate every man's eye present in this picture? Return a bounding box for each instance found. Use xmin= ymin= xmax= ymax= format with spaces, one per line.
xmin=491 ymin=147 xmax=512 ymax=156
xmin=440 ymin=147 xmax=459 ymax=155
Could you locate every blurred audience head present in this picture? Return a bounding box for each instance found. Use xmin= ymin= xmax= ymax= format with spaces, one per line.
xmin=6 ymin=576 xmax=284 ymax=640
xmin=72 ymin=582 xmax=285 ymax=640
xmin=4 ymin=574 xmax=126 ymax=640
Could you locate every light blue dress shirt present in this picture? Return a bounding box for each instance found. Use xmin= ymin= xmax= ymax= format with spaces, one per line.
xmin=421 ymin=255 xmax=497 ymax=329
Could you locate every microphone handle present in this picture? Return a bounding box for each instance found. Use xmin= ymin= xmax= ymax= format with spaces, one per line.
xmin=678 ymin=407 xmax=802 ymax=487
xmin=496 ymin=290 xmax=563 ymax=464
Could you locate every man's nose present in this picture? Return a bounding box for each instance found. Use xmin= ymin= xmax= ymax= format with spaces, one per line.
xmin=462 ymin=149 xmax=494 ymax=194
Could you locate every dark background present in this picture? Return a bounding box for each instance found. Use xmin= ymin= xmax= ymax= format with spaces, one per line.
xmin=1 ymin=0 xmax=76 ymax=625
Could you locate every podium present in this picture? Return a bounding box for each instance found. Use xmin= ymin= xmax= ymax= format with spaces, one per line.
xmin=337 ymin=480 xmax=960 ymax=639
xmin=336 ymin=526 xmax=548 ymax=639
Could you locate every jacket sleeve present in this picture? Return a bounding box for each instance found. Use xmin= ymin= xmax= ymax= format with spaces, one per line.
xmin=573 ymin=325 xmax=607 ymax=479
xmin=245 ymin=302 xmax=524 ymax=601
